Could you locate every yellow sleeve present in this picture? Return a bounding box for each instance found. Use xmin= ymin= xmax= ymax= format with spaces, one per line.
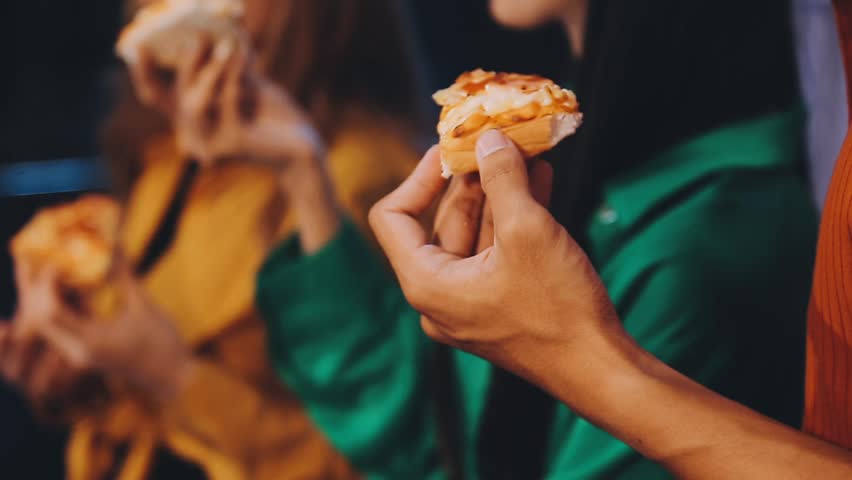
xmin=160 ymin=324 xmax=359 ymax=480
xmin=326 ymin=125 xmax=420 ymax=241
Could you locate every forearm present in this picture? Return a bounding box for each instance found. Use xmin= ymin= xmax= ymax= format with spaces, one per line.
xmin=538 ymin=329 xmax=852 ymax=479
xmin=280 ymin=153 xmax=342 ymax=254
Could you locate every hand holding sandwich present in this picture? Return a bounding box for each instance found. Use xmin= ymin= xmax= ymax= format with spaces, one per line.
xmin=127 ymin=37 xmax=324 ymax=172
xmin=13 ymin=260 xmax=194 ymax=404
xmin=120 ymin=1 xmax=340 ymax=252
xmin=370 ymin=130 xmax=627 ymax=388
xmin=373 ymin=131 xmax=852 ymax=479
xmin=0 ymin=262 xmax=88 ymax=409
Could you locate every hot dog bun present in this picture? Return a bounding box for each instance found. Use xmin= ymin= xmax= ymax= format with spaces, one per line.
xmin=116 ymin=0 xmax=244 ymax=67
xmin=434 ymin=69 xmax=582 ymax=177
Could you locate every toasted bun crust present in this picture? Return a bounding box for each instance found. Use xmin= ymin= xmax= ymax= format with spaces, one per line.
xmin=116 ymin=0 xmax=244 ymax=67
xmin=434 ymin=69 xmax=582 ymax=177
xmin=11 ymin=195 xmax=120 ymax=290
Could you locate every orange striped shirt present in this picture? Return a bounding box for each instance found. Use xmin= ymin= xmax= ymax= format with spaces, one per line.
xmin=803 ymin=0 xmax=852 ymax=450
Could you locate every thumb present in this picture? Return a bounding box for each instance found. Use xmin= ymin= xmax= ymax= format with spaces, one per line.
xmin=476 ymin=129 xmax=536 ymax=229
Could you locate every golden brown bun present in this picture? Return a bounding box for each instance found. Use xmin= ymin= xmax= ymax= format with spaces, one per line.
xmin=434 ymin=69 xmax=582 ymax=177
xmin=438 ymin=112 xmax=582 ymax=177
xmin=116 ymin=0 xmax=243 ymax=68
xmin=11 ymin=195 xmax=120 ymax=290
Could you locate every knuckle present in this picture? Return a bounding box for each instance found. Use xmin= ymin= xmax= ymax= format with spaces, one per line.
xmin=480 ymin=160 xmax=515 ymax=191
xmin=500 ymin=215 xmax=530 ymax=244
xmin=367 ymin=202 xmax=385 ymax=230
xmin=450 ymin=195 xmax=482 ymax=223
xmin=68 ymin=352 xmax=92 ymax=371
xmin=481 ymin=146 xmax=522 ymax=181
xmin=183 ymin=94 xmax=206 ymax=117
xmin=400 ymin=279 xmax=428 ymax=312
xmin=419 ymin=317 xmax=444 ymax=342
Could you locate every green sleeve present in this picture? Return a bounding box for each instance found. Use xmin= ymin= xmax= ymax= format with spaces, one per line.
xmin=545 ymin=265 xmax=708 ymax=479
xmin=545 ymin=258 xmax=810 ymax=479
xmin=546 ymin=170 xmax=815 ymax=479
xmin=256 ymin=220 xmax=442 ymax=479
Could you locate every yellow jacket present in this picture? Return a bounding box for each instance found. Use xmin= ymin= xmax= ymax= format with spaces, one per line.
xmin=66 ymin=116 xmax=419 ymax=480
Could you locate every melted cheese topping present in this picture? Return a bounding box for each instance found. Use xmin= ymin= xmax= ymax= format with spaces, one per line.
xmin=434 ymin=69 xmax=578 ymax=137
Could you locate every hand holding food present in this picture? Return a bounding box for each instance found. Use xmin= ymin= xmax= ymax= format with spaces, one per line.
xmin=11 ymin=195 xmax=119 ymax=290
xmin=37 ymin=264 xmax=193 ymax=402
xmin=8 ymin=195 xmax=191 ymax=401
xmin=369 ymin=131 xmax=622 ymax=384
xmin=117 ymin=0 xmax=324 ymax=169
xmin=434 ymin=69 xmax=582 ymax=177
xmin=0 ymin=264 xmax=91 ymax=409
xmin=10 ymin=195 xmax=121 ymax=320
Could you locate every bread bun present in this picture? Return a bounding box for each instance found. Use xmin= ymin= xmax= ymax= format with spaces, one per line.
xmin=11 ymin=195 xmax=120 ymax=290
xmin=434 ymin=69 xmax=582 ymax=177
xmin=116 ymin=0 xmax=244 ymax=68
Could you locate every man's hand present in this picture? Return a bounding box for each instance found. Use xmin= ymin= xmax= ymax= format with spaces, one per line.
xmin=369 ymin=130 xmax=621 ymax=382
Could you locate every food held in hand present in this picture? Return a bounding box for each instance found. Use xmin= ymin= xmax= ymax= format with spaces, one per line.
xmin=434 ymin=69 xmax=583 ymax=177
xmin=11 ymin=195 xmax=120 ymax=290
xmin=116 ymin=0 xmax=244 ymax=68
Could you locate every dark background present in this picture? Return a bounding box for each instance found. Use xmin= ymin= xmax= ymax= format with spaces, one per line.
xmin=1 ymin=0 xmax=569 ymax=477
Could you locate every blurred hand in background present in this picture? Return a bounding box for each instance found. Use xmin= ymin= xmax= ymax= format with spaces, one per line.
xmin=0 ymin=263 xmax=87 ymax=411
xmin=11 ymin=260 xmax=194 ymax=405
xmin=127 ymin=36 xmax=324 ymax=171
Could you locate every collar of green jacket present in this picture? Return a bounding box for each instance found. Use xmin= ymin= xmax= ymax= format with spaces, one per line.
xmin=598 ymin=108 xmax=802 ymax=229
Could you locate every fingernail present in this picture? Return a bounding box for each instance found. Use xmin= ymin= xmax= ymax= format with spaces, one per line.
xmin=476 ymin=129 xmax=510 ymax=159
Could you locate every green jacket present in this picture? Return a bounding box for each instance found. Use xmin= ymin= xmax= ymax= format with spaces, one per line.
xmin=257 ymin=110 xmax=817 ymax=479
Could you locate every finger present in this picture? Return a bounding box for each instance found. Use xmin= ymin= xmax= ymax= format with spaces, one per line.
xmin=221 ymin=42 xmax=253 ymax=123
xmin=528 ymin=159 xmax=554 ymax=208
xmin=370 ymin=146 xmax=448 ymax=269
xmin=475 ymin=198 xmax=494 ymax=254
xmin=26 ymin=348 xmax=66 ymax=400
xmin=0 ymin=322 xmax=9 ymax=346
xmin=4 ymin=332 xmax=41 ymax=382
xmin=34 ymin=305 xmax=95 ymax=370
xmin=50 ymin=361 xmax=87 ymax=400
xmin=12 ymin=260 xmax=34 ymax=306
xmin=0 ymin=328 xmax=19 ymax=380
xmin=30 ymin=264 xmax=58 ymax=297
xmin=13 ymin=259 xmax=32 ymax=291
xmin=183 ymin=39 xmax=237 ymax=141
xmin=17 ymin=266 xmax=60 ymax=335
xmin=194 ymin=38 xmax=237 ymax=102
xmin=127 ymin=47 xmax=160 ymax=103
xmin=419 ymin=316 xmax=452 ymax=345
xmin=133 ymin=46 xmax=183 ymax=111
xmin=111 ymin=252 xmax=146 ymax=310
xmin=475 ymin=130 xmax=537 ymax=231
xmin=176 ymin=35 xmax=214 ymax=94
xmin=0 ymin=323 xmax=12 ymax=373
xmin=432 ymin=173 xmax=484 ymax=257
xmin=37 ymin=320 xmax=92 ymax=370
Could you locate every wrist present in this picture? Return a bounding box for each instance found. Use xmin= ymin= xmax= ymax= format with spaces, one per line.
xmin=543 ymin=321 xmax=710 ymax=463
xmin=282 ymin=156 xmax=327 ymax=197
xmin=280 ymin=155 xmax=343 ymax=254
xmin=536 ymin=322 xmax=650 ymax=418
xmin=145 ymin=350 xmax=196 ymax=403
